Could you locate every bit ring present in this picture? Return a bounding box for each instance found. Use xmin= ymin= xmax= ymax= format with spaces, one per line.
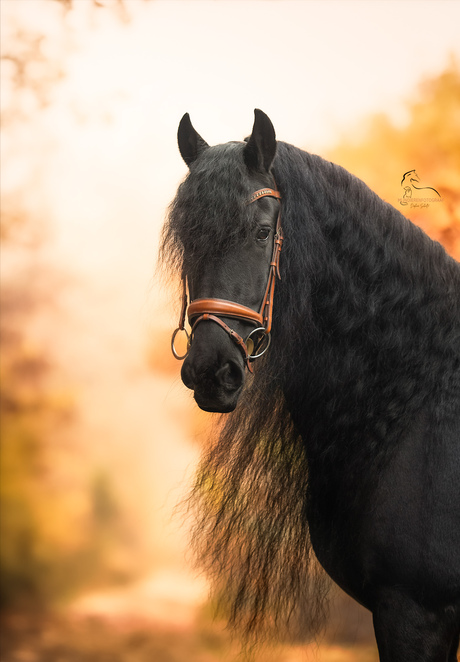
xmin=171 ymin=327 xmax=190 ymax=360
xmin=246 ymin=327 xmax=271 ymax=360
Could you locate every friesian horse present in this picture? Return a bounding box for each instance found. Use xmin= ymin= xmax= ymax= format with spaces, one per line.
xmin=160 ymin=110 xmax=460 ymax=661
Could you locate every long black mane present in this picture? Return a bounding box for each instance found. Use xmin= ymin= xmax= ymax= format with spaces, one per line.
xmin=160 ymin=141 xmax=460 ymax=642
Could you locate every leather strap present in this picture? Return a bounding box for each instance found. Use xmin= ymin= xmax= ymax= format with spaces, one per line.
xmin=260 ymin=209 xmax=283 ymax=334
xmin=187 ymin=298 xmax=264 ymax=327
xmin=190 ymin=313 xmax=254 ymax=373
xmin=247 ymin=188 xmax=282 ymax=204
xmin=178 ymin=276 xmax=188 ymax=330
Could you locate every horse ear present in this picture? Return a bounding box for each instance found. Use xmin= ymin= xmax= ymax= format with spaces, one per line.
xmin=177 ymin=113 xmax=209 ymax=167
xmin=244 ymin=109 xmax=277 ymax=173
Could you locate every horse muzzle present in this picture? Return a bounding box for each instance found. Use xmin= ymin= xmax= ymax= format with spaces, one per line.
xmin=180 ymin=326 xmax=246 ymax=412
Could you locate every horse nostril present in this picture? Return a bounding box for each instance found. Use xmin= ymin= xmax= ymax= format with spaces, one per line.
xmin=215 ymin=360 xmax=244 ymax=393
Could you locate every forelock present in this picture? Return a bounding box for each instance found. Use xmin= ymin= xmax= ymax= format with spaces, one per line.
xmin=161 ymin=142 xmax=256 ymax=279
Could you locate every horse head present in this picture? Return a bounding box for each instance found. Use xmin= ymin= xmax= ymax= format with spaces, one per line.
xmin=169 ymin=110 xmax=281 ymax=412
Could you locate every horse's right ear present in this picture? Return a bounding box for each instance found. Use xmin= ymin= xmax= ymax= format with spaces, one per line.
xmin=177 ymin=113 xmax=209 ymax=167
xmin=244 ymin=109 xmax=277 ymax=174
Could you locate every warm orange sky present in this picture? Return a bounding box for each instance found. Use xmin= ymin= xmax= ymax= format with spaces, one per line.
xmin=2 ymin=0 xmax=460 ymax=621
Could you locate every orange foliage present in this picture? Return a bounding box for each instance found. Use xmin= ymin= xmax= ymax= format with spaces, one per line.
xmin=326 ymin=58 xmax=460 ymax=260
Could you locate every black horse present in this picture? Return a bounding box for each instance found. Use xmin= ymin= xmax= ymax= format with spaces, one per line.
xmin=160 ymin=110 xmax=460 ymax=661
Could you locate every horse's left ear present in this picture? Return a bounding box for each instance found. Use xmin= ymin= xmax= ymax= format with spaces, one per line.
xmin=177 ymin=113 xmax=209 ymax=167
xmin=244 ymin=109 xmax=277 ymax=173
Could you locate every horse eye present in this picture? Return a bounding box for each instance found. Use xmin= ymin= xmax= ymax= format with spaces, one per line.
xmin=256 ymin=228 xmax=270 ymax=242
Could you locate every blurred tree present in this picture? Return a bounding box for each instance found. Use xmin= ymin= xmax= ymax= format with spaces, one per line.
xmin=327 ymin=57 xmax=460 ymax=259
xmin=1 ymin=31 xmax=65 ymax=127
xmin=52 ymin=0 xmax=150 ymax=23
xmin=0 ymin=262 xmax=83 ymax=606
xmin=1 ymin=0 xmax=151 ymax=609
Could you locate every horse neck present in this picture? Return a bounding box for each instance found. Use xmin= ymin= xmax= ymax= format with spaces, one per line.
xmin=272 ymin=150 xmax=459 ymax=466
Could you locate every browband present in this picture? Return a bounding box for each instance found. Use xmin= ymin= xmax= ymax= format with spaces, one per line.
xmin=247 ymin=188 xmax=282 ymax=204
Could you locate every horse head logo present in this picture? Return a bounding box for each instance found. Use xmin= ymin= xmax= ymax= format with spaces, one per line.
xmin=400 ymin=169 xmax=441 ymax=205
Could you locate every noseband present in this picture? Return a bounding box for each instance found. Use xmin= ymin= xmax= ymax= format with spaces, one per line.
xmin=171 ymin=186 xmax=283 ymax=373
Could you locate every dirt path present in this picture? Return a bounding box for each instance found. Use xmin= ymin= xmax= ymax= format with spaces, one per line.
xmin=1 ymin=610 xmax=379 ymax=662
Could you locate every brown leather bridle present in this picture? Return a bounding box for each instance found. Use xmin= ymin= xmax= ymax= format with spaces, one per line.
xmin=171 ymin=186 xmax=283 ymax=373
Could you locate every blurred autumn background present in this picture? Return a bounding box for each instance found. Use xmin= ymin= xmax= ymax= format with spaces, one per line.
xmin=1 ymin=1 xmax=459 ymax=661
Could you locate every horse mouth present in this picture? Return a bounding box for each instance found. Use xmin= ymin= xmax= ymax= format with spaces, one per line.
xmin=193 ymin=386 xmax=242 ymax=413
xmin=181 ymin=355 xmax=245 ymax=413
